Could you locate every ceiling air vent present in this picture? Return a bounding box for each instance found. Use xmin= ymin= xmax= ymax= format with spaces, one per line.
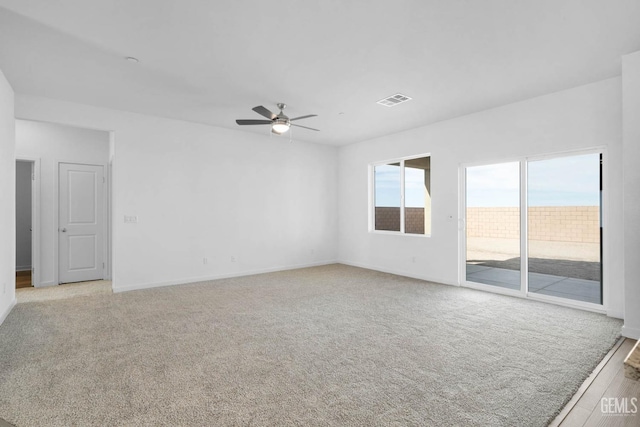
xmin=377 ymin=93 xmax=412 ymax=107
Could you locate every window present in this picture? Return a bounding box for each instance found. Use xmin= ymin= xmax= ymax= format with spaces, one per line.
xmin=372 ymin=155 xmax=431 ymax=235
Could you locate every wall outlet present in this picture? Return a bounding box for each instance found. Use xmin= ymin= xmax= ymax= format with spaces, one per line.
xmin=124 ymin=215 xmax=138 ymax=223
xmin=411 ymin=256 xmax=416 ymax=263
xmin=230 ymin=256 xmax=236 ymax=263
xmin=203 ymin=257 xmax=208 ymax=265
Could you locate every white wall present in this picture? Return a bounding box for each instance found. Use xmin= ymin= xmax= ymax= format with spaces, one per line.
xmin=0 ymin=70 xmax=16 ymax=325
xmin=15 ymin=120 xmax=110 ymax=287
xmin=622 ymin=51 xmax=640 ymax=339
xmin=15 ymin=95 xmax=339 ymax=292
xmin=15 ymin=160 xmax=31 ymax=270
xmin=338 ymin=78 xmax=625 ymax=320
xmin=12 ymin=77 xmax=629 ymax=330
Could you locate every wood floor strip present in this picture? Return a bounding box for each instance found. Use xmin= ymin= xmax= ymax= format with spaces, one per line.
xmin=551 ymin=337 xmax=626 ymax=426
xmin=0 ymin=417 xmax=15 ymax=427
xmin=576 ymin=339 xmax=635 ymax=412
xmin=557 ymin=338 xmax=640 ymax=427
xmin=583 ymin=367 xmax=640 ymax=426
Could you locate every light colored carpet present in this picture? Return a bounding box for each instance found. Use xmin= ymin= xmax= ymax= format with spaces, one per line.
xmin=16 ymin=280 xmax=112 ymax=303
xmin=0 ymin=264 xmax=622 ymax=426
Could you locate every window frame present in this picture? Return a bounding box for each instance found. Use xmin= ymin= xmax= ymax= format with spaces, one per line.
xmin=369 ymin=153 xmax=431 ymax=237
xmin=459 ymin=146 xmax=607 ymax=313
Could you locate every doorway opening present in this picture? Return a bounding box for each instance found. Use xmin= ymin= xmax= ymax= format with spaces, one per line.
xmin=15 ymin=119 xmax=112 ymax=289
xmin=15 ymin=159 xmax=39 ymax=288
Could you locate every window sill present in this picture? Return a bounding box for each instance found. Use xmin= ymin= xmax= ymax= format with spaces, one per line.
xmin=369 ymin=230 xmax=432 ymax=238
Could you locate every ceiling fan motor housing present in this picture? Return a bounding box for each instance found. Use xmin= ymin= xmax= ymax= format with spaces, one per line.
xmin=272 ymin=117 xmax=291 ymax=134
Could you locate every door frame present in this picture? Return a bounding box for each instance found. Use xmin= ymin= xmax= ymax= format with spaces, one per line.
xmin=15 ymin=157 xmax=41 ymax=288
xmin=459 ymin=146 xmax=608 ymax=314
xmin=55 ymin=160 xmax=109 ymax=285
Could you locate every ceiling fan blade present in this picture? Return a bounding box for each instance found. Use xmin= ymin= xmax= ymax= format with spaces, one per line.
xmin=290 ymin=114 xmax=318 ymax=121
xmin=236 ymin=119 xmax=273 ymax=125
xmin=291 ymin=123 xmax=320 ymax=131
xmin=252 ymin=105 xmax=276 ymax=120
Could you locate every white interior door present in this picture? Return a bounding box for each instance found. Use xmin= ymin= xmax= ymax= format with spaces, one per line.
xmin=59 ymin=163 xmax=104 ymax=284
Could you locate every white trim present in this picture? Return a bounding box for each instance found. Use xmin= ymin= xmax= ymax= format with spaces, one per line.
xmin=400 ymin=159 xmax=405 ymax=233
xmin=368 ymin=230 xmax=432 ymax=238
xmin=113 ymin=260 xmax=339 ymax=293
xmin=458 ymin=166 xmax=466 ymax=286
xmin=607 ymin=310 xmax=624 ymax=320
xmin=15 ymin=265 xmax=32 ymax=271
xmin=520 ymin=160 xmax=527 ymax=297
xmin=108 ymin=131 xmax=115 ymax=287
xmin=16 ymin=156 xmax=41 ymax=287
xmin=0 ymin=297 xmax=17 ymax=326
xmin=53 ymin=160 xmax=59 ymax=285
xmin=460 ymin=146 xmax=607 ymax=169
xmin=367 ymin=164 xmax=374 ymax=232
xmin=369 ymin=152 xmax=432 ymax=167
xmin=621 ymin=325 xmax=640 ymax=340
xmin=462 ymin=280 xmax=523 ymax=298
xmin=601 ymin=150 xmax=611 ymax=313
xmin=524 ymin=146 xmax=607 ymax=162
xmin=462 ymin=156 xmax=528 ymax=170
xmin=463 ymin=279 xmax=607 ymax=314
xmin=340 ymin=260 xmax=458 ymax=287
xmin=526 ymin=292 xmax=606 ymax=314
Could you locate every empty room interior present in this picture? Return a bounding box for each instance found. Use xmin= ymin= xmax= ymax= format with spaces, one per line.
xmin=1 ymin=1 xmax=640 ymax=426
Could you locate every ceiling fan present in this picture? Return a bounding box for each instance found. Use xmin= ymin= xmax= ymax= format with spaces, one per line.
xmin=235 ymin=103 xmax=319 ymax=134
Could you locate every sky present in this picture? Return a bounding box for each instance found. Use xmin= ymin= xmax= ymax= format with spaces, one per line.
xmin=466 ymin=153 xmax=600 ymax=207
xmin=374 ymin=164 xmax=427 ymax=207
xmin=374 ymin=153 xmax=600 ymax=208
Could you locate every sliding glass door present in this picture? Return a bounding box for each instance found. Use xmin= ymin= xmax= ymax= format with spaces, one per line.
xmin=527 ymin=154 xmax=602 ymax=304
xmin=465 ymin=162 xmax=521 ymax=290
xmin=464 ymin=152 xmax=603 ymax=307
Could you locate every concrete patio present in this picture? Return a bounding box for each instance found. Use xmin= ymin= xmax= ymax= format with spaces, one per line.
xmin=466 ymin=264 xmax=601 ymax=304
xmin=466 ymin=237 xmax=601 ymax=304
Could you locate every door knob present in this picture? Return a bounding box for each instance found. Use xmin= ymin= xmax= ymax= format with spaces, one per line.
xmin=60 ymin=228 xmax=67 ymax=232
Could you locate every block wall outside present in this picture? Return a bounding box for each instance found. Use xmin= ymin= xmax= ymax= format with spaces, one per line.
xmin=466 ymin=207 xmax=520 ymax=239
xmin=466 ymin=206 xmax=600 ymax=243
xmin=375 ymin=207 xmax=425 ymax=234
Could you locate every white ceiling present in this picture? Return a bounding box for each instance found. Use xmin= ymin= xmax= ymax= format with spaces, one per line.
xmin=0 ymin=0 xmax=639 ymax=146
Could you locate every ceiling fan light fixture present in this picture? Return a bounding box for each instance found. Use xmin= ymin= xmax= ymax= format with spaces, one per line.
xmin=272 ymin=119 xmax=290 ymax=134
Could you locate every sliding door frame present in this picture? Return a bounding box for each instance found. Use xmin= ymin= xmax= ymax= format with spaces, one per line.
xmin=459 ymin=147 xmax=608 ymax=314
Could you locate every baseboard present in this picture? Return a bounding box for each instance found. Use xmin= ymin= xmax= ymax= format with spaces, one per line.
xmin=34 ymin=281 xmax=56 ymax=288
xmin=607 ymin=310 xmax=624 ymax=320
xmin=621 ymin=325 xmax=640 ymax=340
xmin=338 ymin=260 xmax=458 ymax=287
xmin=0 ymin=297 xmax=17 ymax=326
xmin=113 ymin=260 xmax=338 ymax=293
xmin=16 ymin=266 xmax=32 ymax=272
